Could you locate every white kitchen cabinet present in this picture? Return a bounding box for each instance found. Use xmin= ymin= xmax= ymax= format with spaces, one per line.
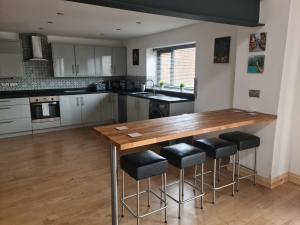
xmin=100 ymin=93 xmax=114 ymax=122
xmin=95 ymin=47 xmax=112 ymax=76
xmin=0 ymin=39 xmax=24 ymax=78
xmin=60 ymin=95 xmax=82 ymax=126
xmin=112 ymin=47 xmax=126 ymax=76
xmin=0 ymin=98 xmax=31 ymax=136
xmin=81 ymin=94 xmax=102 ymax=123
xmin=52 ymin=43 xmax=76 ymax=77
xmin=127 ymin=96 xmax=149 ymax=122
xmin=75 ymin=45 xmax=96 ymax=77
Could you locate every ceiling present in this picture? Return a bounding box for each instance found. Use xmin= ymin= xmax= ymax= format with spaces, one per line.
xmin=0 ymin=0 xmax=198 ymax=40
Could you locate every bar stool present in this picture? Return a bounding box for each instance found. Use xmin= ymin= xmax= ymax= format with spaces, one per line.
xmin=160 ymin=143 xmax=206 ymax=219
xmin=219 ymin=131 xmax=260 ymax=191
xmin=193 ymin=138 xmax=237 ymax=204
xmin=120 ymin=150 xmax=168 ymax=225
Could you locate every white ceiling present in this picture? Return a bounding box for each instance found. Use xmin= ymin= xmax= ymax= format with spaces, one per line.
xmin=0 ymin=0 xmax=198 ymax=40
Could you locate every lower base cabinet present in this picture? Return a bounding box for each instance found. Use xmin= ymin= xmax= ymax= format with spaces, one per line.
xmin=127 ymin=96 xmax=149 ymax=122
xmin=60 ymin=93 xmax=117 ymax=126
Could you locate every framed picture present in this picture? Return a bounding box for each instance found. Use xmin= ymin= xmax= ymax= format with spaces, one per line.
xmin=214 ymin=36 xmax=231 ymax=63
xmin=249 ymin=32 xmax=267 ymax=52
xmin=132 ymin=49 xmax=139 ymax=65
xmin=247 ymin=55 xmax=265 ymax=74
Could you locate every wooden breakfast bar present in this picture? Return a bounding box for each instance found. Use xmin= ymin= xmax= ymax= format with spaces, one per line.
xmin=94 ymin=109 xmax=277 ymax=225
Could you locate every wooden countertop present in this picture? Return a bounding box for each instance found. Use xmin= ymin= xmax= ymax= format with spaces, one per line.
xmin=94 ymin=109 xmax=277 ymax=151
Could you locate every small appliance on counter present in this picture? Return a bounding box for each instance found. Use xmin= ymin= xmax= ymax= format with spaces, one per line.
xmin=87 ymin=80 xmax=106 ymax=92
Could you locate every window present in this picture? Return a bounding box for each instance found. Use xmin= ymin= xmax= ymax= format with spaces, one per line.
xmin=155 ymin=44 xmax=196 ymax=89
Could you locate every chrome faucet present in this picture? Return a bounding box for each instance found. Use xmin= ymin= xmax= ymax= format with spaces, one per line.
xmin=146 ymin=79 xmax=156 ymax=96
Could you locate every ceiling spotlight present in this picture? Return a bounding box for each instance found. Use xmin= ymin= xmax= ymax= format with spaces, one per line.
xmin=38 ymin=27 xmax=44 ymax=30
xmin=136 ymin=21 xmax=142 ymax=24
xmin=116 ymin=28 xmax=121 ymax=31
xmin=56 ymin=12 xmax=64 ymax=16
xmin=47 ymin=21 xmax=53 ymax=24
xmin=100 ymin=33 xmax=105 ymax=36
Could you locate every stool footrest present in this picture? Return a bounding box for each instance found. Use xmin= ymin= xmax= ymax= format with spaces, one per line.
xmin=121 ymin=189 xmax=167 ymax=219
xmin=160 ymin=179 xmax=205 ymax=204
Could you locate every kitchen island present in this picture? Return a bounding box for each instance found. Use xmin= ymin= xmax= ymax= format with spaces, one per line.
xmin=94 ymin=108 xmax=277 ymax=225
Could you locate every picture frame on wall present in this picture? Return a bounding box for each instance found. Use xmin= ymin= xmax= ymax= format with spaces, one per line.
xmin=132 ymin=49 xmax=139 ymax=66
xmin=247 ymin=55 xmax=265 ymax=74
xmin=214 ymin=36 xmax=231 ymax=64
xmin=249 ymin=32 xmax=267 ymax=52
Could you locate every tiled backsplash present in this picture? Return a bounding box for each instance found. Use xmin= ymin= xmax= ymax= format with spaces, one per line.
xmin=0 ymin=33 xmax=125 ymax=91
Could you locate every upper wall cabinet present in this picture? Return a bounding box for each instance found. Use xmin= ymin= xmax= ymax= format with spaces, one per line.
xmin=0 ymin=39 xmax=24 ymax=78
xmin=52 ymin=43 xmax=76 ymax=77
xmin=112 ymin=47 xmax=127 ymax=76
xmin=75 ymin=45 xmax=96 ymax=77
xmin=95 ymin=46 xmax=112 ymax=76
xmin=52 ymin=43 xmax=126 ymax=77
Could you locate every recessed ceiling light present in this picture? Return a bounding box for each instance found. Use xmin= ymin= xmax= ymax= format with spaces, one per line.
xmin=47 ymin=21 xmax=53 ymax=24
xmin=116 ymin=28 xmax=121 ymax=31
xmin=136 ymin=21 xmax=142 ymax=24
xmin=38 ymin=27 xmax=44 ymax=30
xmin=100 ymin=33 xmax=105 ymax=36
xmin=56 ymin=12 xmax=64 ymax=16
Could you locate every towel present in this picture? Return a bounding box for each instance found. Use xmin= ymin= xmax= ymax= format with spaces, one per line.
xmin=42 ymin=103 xmax=50 ymax=117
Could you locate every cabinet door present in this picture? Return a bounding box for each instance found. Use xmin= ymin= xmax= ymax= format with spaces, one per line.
xmin=100 ymin=93 xmax=114 ymax=122
xmin=138 ymin=98 xmax=149 ymax=120
xmin=81 ymin=94 xmax=102 ymax=124
xmin=75 ymin=45 xmax=95 ymax=77
xmin=0 ymin=40 xmax=24 ymax=78
xmin=126 ymin=96 xmax=138 ymax=122
xmin=52 ymin=43 xmax=76 ymax=77
xmin=112 ymin=47 xmax=126 ymax=76
xmin=95 ymin=47 xmax=112 ymax=76
xmin=60 ymin=95 xmax=82 ymax=126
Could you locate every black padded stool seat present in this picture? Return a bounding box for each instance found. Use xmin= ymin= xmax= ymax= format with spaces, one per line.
xmin=219 ymin=131 xmax=260 ymax=150
xmin=120 ymin=150 xmax=168 ymax=180
xmin=193 ymin=138 xmax=237 ymax=159
xmin=160 ymin=143 xmax=206 ymax=169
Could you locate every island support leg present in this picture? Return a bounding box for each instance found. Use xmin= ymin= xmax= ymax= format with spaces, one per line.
xmin=111 ymin=144 xmax=119 ymax=225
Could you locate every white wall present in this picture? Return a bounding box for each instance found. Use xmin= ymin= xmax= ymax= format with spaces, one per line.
xmin=233 ymin=0 xmax=291 ymax=178
xmin=124 ymin=22 xmax=237 ymax=112
xmin=272 ymin=0 xmax=300 ymax=177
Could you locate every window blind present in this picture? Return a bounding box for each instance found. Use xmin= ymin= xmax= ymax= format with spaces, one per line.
xmin=156 ymin=44 xmax=196 ymax=89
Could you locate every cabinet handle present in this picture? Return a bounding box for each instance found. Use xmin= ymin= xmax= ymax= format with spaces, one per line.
xmin=0 ymin=120 xmax=13 ymax=124
xmin=76 ymin=65 xmax=79 ymax=74
xmin=76 ymin=97 xmax=80 ymax=106
xmin=72 ymin=65 xmax=75 ymax=74
xmin=0 ymin=107 xmax=11 ymax=110
xmin=0 ymin=100 xmax=11 ymax=103
xmin=81 ymin=96 xmax=84 ymax=106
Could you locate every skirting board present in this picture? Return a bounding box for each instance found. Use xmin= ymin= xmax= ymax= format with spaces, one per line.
xmin=226 ymin=165 xmax=299 ymax=189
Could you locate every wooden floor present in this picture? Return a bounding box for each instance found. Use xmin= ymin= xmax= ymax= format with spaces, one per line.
xmin=1 ymin=128 xmax=300 ymax=225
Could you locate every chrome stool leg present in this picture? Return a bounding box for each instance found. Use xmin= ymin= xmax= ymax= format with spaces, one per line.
xmin=122 ymin=170 xmax=125 ymax=217
xmin=236 ymin=151 xmax=240 ymax=192
xmin=232 ymin=154 xmax=236 ymax=197
xmin=147 ymin=178 xmax=151 ymax=207
xmin=163 ymin=173 xmax=167 ymax=223
xmin=182 ymin=169 xmax=185 ymax=198
xmin=254 ymin=147 xmax=257 ymax=185
xmin=212 ymin=159 xmax=216 ymax=204
xmin=193 ymin=165 xmax=197 ymax=192
xmin=218 ymin=158 xmax=221 ymax=182
xmin=178 ymin=169 xmax=183 ymax=219
xmin=201 ymin=163 xmax=204 ymax=209
xmin=137 ymin=181 xmax=140 ymax=225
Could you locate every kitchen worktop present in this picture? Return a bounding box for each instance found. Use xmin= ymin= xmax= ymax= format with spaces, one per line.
xmin=0 ymin=88 xmax=194 ymax=103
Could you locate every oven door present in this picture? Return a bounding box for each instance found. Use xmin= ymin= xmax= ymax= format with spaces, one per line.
xmin=30 ymin=101 xmax=60 ymax=122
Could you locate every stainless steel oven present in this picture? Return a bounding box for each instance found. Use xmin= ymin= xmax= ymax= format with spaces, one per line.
xmin=30 ymin=96 xmax=60 ymax=123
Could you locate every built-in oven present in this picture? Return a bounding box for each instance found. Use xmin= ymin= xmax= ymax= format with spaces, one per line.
xmin=30 ymin=96 xmax=60 ymax=123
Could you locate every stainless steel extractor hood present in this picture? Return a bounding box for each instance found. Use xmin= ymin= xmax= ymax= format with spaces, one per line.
xmin=30 ymin=36 xmax=47 ymax=61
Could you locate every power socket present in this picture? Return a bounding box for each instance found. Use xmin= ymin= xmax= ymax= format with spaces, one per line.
xmin=249 ymin=89 xmax=260 ymax=98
